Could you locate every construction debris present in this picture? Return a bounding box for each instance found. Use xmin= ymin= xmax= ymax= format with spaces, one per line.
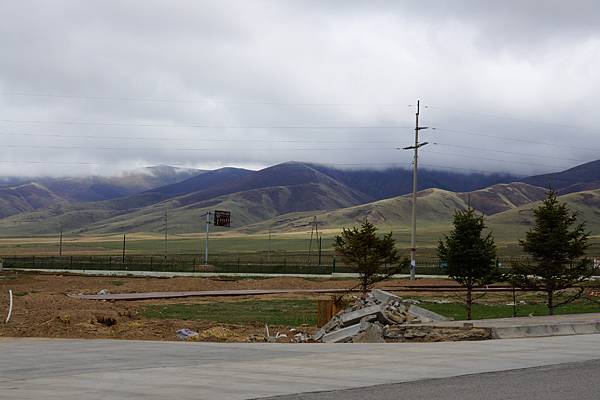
xmin=313 ymin=289 xmax=450 ymax=343
xmin=176 ymin=328 xmax=199 ymax=340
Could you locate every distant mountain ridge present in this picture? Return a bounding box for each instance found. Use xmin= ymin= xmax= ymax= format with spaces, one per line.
xmin=310 ymin=163 xmax=519 ymax=200
xmin=0 ymin=159 xmax=598 ymax=236
xmin=0 ymin=165 xmax=204 ymax=219
xmin=522 ymin=159 xmax=600 ymax=194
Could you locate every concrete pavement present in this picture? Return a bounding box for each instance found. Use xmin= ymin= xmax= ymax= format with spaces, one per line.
xmin=68 ymin=288 xmax=352 ymax=301
xmin=1 ymin=335 xmax=600 ymax=399
xmin=262 ymin=359 xmax=600 ymax=400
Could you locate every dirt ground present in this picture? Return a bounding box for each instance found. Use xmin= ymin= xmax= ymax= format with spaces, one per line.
xmin=0 ymin=271 xmax=457 ymax=342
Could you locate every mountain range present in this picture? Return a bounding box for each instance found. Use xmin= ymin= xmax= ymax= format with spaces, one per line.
xmin=0 ymin=159 xmax=599 ymax=237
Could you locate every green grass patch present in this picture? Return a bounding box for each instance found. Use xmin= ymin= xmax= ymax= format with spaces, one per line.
xmin=142 ymin=299 xmax=317 ymax=326
xmin=420 ymin=301 xmax=600 ymax=321
xmin=13 ymin=291 xmax=28 ymax=297
xmin=110 ymin=280 xmax=126 ymax=286
xmin=142 ymin=298 xmax=599 ymax=327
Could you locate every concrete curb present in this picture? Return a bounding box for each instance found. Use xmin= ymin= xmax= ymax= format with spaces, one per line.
xmin=492 ymin=321 xmax=600 ymax=339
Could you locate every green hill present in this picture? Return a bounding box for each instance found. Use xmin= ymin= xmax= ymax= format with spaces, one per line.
xmin=487 ymin=188 xmax=600 ymax=241
xmin=238 ymin=183 xmax=548 ymax=234
xmin=0 ymin=179 xmax=369 ymax=236
xmin=0 ymin=183 xmax=69 ymax=219
xmin=80 ymin=180 xmax=368 ymax=235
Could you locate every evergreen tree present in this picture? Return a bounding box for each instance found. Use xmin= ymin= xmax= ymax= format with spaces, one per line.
xmin=512 ymin=190 xmax=594 ymax=315
xmin=334 ymin=221 xmax=403 ymax=294
xmin=438 ymin=208 xmax=498 ymax=320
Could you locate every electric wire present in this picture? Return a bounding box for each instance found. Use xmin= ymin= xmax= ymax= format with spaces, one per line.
xmin=0 ymin=130 xmax=594 ymax=165
xmin=425 ymin=104 xmax=600 ymax=135
xmin=0 ymin=143 xmax=397 ymax=152
xmin=0 ymin=130 xmax=399 ymax=144
xmin=0 ymin=118 xmax=410 ymax=130
xmin=430 ymin=127 xmax=600 ymax=153
xmin=0 ymin=91 xmax=409 ymax=108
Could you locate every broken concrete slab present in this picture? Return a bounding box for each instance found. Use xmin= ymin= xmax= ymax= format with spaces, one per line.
xmin=353 ymin=323 xmax=385 ymax=343
xmin=313 ymin=328 xmax=326 ymax=341
xmin=322 ymin=323 xmax=363 ymax=343
xmin=370 ymin=289 xmax=402 ymax=304
xmin=381 ymin=307 xmax=407 ymax=325
xmin=384 ymin=325 xmax=492 ymax=342
xmin=408 ymin=304 xmax=449 ymax=322
xmin=340 ymin=304 xmax=384 ymax=327
xmin=314 ymin=289 xmax=455 ymax=343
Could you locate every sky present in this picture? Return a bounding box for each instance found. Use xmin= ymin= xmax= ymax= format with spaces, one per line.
xmin=1 ymin=0 xmax=599 ymax=177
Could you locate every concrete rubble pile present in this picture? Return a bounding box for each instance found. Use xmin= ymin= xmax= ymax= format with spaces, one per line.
xmin=313 ymin=289 xmax=449 ymax=343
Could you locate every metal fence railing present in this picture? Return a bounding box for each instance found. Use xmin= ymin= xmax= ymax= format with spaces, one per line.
xmin=0 ymin=253 xmax=543 ymax=276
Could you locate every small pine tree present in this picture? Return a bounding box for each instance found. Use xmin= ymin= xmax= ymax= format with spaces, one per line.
xmin=438 ymin=208 xmax=498 ymax=320
xmin=512 ymin=190 xmax=594 ymax=315
xmin=334 ymin=220 xmax=403 ymax=294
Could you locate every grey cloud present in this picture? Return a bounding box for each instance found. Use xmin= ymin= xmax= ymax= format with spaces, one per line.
xmin=0 ymin=0 xmax=598 ymax=177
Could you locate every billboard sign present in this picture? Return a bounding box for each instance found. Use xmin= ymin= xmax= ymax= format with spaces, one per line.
xmin=213 ymin=210 xmax=231 ymax=227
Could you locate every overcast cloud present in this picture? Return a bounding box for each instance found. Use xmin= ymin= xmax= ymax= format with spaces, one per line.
xmin=0 ymin=0 xmax=599 ymax=177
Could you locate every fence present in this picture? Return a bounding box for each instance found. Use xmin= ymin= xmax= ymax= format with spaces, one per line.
xmin=0 ymin=252 xmax=529 ymax=275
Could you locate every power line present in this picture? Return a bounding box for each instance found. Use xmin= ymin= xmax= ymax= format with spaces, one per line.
xmin=420 ymin=163 xmax=516 ymax=175
xmin=0 ymin=143 xmax=398 ymax=152
xmin=0 ymin=118 xmax=410 ymax=130
xmin=4 ymin=90 xmax=596 ymax=132
xmin=0 ymin=159 xmax=403 ymax=168
xmin=0 ymin=129 xmax=593 ymax=165
xmin=0 ymin=160 xmax=103 ymax=166
xmin=0 ymin=130 xmax=399 ymax=144
xmin=431 ymin=127 xmax=600 ymax=153
xmin=426 ymin=149 xmax=570 ymax=170
xmin=0 ymin=129 xmax=594 ymax=164
xmin=431 ymin=142 xmax=586 ymax=163
xmin=0 ymin=158 xmax=536 ymax=176
xmin=425 ymin=104 xmax=600 ymax=134
xmin=0 ymin=91 xmax=409 ymax=108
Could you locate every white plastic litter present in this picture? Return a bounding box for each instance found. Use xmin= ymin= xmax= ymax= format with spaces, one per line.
xmin=176 ymin=328 xmax=199 ymax=340
xmin=5 ymin=290 xmax=12 ymax=323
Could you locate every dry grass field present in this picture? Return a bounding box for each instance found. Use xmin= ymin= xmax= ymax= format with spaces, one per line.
xmin=1 ymin=271 xmax=598 ymax=342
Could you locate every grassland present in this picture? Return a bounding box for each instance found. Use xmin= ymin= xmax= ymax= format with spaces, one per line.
xmin=142 ymin=299 xmax=317 ymax=326
xmin=1 ymin=187 xmax=599 ymax=257
xmin=1 ymin=229 xmax=599 ymax=257
xmin=140 ymin=298 xmax=600 ymax=326
xmin=422 ymin=300 xmax=600 ymax=321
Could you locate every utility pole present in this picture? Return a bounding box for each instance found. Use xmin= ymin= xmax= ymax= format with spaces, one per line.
xmin=58 ymin=225 xmax=63 ymax=257
xmin=164 ymin=208 xmax=168 ymax=258
xmin=403 ymin=100 xmax=429 ymax=280
xmin=203 ymin=211 xmax=212 ymax=265
xmin=318 ymin=234 xmax=322 ymax=266
xmin=268 ymin=229 xmax=272 ymax=264
xmin=122 ymin=233 xmax=126 ymax=263
xmin=307 ymin=216 xmax=318 ymax=265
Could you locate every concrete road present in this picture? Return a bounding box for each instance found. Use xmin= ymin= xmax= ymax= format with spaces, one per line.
xmin=1 ymin=335 xmax=600 ymax=399
xmin=263 ymin=359 xmax=600 ymax=400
